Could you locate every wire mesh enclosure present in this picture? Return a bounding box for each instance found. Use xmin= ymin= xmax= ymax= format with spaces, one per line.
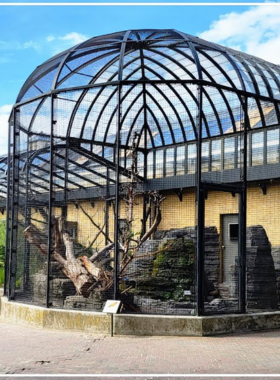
xmin=3 ymin=29 xmax=280 ymax=316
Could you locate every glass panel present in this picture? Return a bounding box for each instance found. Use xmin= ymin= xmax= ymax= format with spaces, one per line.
xmin=260 ymin=101 xmax=278 ymax=127
xmin=229 ymin=55 xmax=256 ymax=93
xmin=137 ymin=152 xmax=144 ymax=177
xmin=245 ymin=60 xmax=269 ymax=97
xmin=176 ymin=47 xmax=198 ymax=79
xmin=252 ymin=132 xmax=264 ymax=166
xmin=147 ymin=151 xmax=154 ymax=179
xmin=176 ymin=146 xmax=185 ymax=176
xmin=204 ymin=87 xmax=233 ymax=135
xmin=54 ymin=91 xmax=83 ymax=138
xmin=187 ymin=143 xmax=196 ymax=174
xmin=267 ymin=129 xmax=279 ymax=164
xmin=143 ymin=49 xmax=177 ymax=80
xmin=205 ymin=50 xmax=242 ymax=90
xmin=211 ymin=140 xmax=221 ymax=171
xmin=248 ymin=98 xmax=262 ymax=129
xmin=19 ymin=100 xmax=42 ymax=132
xmin=222 ymin=90 xmax=242 ymax=133
xmin=202 ymin=141 xmax=210 ymax=172
xmin=165 ymin=147 xmax=174 ymax=177
xmin=155 ymin=149 xmax=163 ymax=178
xmin=257 ymin=63 xmax=280 ymax=98
xmin=224 ymin=137 xmax=235 ymax=170
xmin=154 ymin=47 xmax=195 ymax=80
xmin=202 ymin=94 xmax=219 ymax=137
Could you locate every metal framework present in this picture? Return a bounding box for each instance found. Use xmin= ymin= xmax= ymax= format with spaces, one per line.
xmin=4 ymin=29 xmax=280 ymax=316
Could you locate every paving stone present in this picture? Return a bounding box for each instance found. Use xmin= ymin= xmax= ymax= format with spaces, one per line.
xmin=0 ymin=318 xmax=280 ymax=378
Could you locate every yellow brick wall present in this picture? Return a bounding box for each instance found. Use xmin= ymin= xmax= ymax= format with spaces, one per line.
xmin=160 ymin=185 xmax=280 ymax=246
xmin=246 ymin=184 xmax=280 ymax=246
xmin=159 ymin=191 xmax=196 ymax=231
xmin=4 ymin=183 xmax=279 ymax=250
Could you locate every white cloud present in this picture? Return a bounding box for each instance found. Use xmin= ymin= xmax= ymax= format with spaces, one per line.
xmin=46 ymin=32 xmax=88 ymax=55
xmin=59 ymin=32 xmax=88 ymax=45
xmin=23 ymin=40 xmax=39 ymax=50
xmin=0 ymin=104 xmax=12 ymax=156
xmin=0 ymin=39 xmax=39 ymax=52
xmin=198 ymin=4 xmax=280 ymax=64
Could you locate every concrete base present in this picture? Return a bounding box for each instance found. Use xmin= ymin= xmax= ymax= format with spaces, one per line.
xmin=1 ymin=296 xmax=280 ymax=336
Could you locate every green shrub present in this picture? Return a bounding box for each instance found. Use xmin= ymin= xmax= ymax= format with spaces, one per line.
xmin=0 ymin=267 xmax=4 ymax=286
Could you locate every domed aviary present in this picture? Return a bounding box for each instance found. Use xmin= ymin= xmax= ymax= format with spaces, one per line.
xmin=5 ymin=29 xmax=280 ymax=320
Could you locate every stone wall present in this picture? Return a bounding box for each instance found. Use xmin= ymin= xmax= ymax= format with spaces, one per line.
xmin=271 ymin=246 xmax=280 ymax=307
xmin=124 ymin=226 xmax=220 ymax=315
xmin=246 ymin=226 xmax=278 ymax=310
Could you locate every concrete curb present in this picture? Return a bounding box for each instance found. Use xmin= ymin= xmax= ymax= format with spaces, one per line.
xmin=1 ymin=296 xmax=280 ymax=336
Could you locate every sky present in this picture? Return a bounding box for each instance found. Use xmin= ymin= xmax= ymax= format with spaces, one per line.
xmin=1 ymin=0 xmax=280 ymax=154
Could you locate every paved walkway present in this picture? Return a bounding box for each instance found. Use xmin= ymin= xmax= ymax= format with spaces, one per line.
xmin=0 ymin=318 xmax=280 ymax=380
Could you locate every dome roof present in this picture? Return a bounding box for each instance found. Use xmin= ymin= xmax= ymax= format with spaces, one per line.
xmin=17 ymin=29 xmax=280 ymax=103
xmin=15 ymin=29 xmax=280 ymax=146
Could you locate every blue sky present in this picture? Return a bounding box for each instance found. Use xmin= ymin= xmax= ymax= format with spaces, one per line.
xmin=1 ymin=1 xmax=280 ymax=153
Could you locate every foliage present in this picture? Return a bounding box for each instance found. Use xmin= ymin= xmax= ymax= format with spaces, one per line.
xmin=0 ymin=268 xmax=4 ymax=286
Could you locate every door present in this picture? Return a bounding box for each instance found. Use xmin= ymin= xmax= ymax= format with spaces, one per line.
xmin=221 ymin=214 xmax=239 ymax=298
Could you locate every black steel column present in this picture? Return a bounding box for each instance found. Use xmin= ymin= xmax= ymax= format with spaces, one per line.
xmin=4 ymin=114 xmax=12 ymax=296
xmin=8 ymin=107 xmax=19 ymax=301
xmin=105 ymin=167 xmax=110 ymax=245
xmin=62 ymin=144 xmax=69 ymax=219
xmin=142 ymin=125 xmax=148 ymax=237
xmin=23 ymin=134 xmax=31 ymax=294
xmin=46 ymin=94 xmax=55 ymax=308
xmin=113 ymin=84 xmax=121 ymax=300
xmin=196 ymin=84 xmax=204 ymax=316
xmin=238 ymin=96 xmax=248 ymax=314
xmin=113 ymin=30 xmax=130 ymax=300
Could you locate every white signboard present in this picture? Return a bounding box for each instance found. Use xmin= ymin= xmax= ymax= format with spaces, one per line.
xmin=103 ymin=300 xmax=121 ymax=314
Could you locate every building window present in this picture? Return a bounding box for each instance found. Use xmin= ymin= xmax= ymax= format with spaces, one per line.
xmin=229 ymin=223 xmax=238 ymax=240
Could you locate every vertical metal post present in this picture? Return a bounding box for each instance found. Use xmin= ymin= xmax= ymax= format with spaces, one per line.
xmin=238 ymin=96 xmax=247 ymax=314
xmin=113 ymin=84 xmax=121 ymax=300
xmin=142 ymin=125 xmax=148 ymax=237
xmin=113 ymin=30 xmax=130 ymax=300
xmin=62 ymin=145 xmax=69 ymax=219
xmin=196 ymin=84 xmax=205 ymax=316
xmin=23 ymin=134 xmax=31 ymax=294
xmin=4 ymin=113 xmax=12 ymax=296
xmin=46 ymin=94 xmax=54 ymax=308
xmin=8 ymin=108 xmax=18 ymax=300
xmin=105 ymin=167 xmax=110 ymax=245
